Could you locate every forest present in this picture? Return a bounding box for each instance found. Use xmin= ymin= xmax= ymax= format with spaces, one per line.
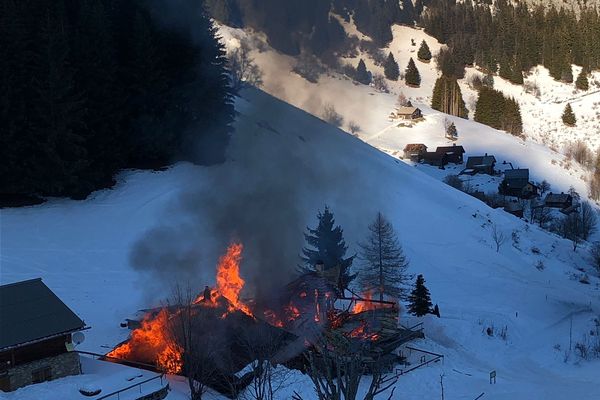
xmin=0 ymin=0 xmax=233 ymax=203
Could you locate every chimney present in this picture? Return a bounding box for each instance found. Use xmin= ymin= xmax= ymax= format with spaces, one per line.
xmin=315 ymin=261 xmax=325 ymax=273
xmin=485 ymin=153 xmax=488 ymax=156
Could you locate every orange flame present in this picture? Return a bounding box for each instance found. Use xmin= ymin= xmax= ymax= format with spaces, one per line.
xmin=107 ymin=309 xmax=182 ymax=374
xmin=215 ymin=243 xmax=252 ymax=316
xmin=351 ymin=290 xmax=385 ymax=313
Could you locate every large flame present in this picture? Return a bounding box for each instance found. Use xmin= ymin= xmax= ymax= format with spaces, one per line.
xmin=107 ymin=309 xmax=182 ymax=374
xmin=214 ymin=243 xmax=252 ymax=316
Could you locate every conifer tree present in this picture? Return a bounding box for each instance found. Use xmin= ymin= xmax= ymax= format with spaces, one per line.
xmin=355 ymin=58 xmax=371 ymax=85
xmin=404 ymin=58 xmax=421 ymax=87
xmin=358 ymin=212 xmax=410 ymax=301
xmin=407 ymin=274 xmax=432 ymax=317
xmin=302 ymin=206 xmax=356 ymax=289
xmin=445 ymin=122 xmax=458 ymax=139
xmin=383 ymin=52 xmax=399 ymax=81
xmin=576 ymin=69 xmax=589 ymax=91
xmin=431 ymin=76 xmax=468 ymax=118
xmin=562 ymin=103 xmax=577 ymax=126
xmin=417 ymin=40 xmax=432 ymax=62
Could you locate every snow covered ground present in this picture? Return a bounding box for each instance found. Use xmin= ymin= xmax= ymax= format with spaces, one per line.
xmin=218 ymin=23 xmax=599 ymax=201
xmin=2 ymin=88 xmax=600 ymax=399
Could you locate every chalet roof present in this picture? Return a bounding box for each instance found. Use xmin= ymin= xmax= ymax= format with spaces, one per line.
xmin=436 ymin=145 xmax=465 ymax=154
xmin=545 ymin=192 xmax=572 ymax=204
xmin=0 ymin=278 xmax=86 ymax=350
xmin=466 ymin=155 xmax=496 ymax=168
xmin=504 ymin=168 xmax=529 ymax=181
xmin=396 ymin=106 xmax=419 ymax=115
xmin=403 ymin=143 xmax=427 ymax=152
xmin=423 ymin=151 xmax=444 ymax=161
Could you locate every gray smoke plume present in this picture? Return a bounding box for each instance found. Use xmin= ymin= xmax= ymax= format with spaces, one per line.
xmin=129 ymin=87 xmax=381 ymax=304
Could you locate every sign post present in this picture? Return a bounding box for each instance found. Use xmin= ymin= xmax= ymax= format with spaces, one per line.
xmin=489 ymin=370 xmax=496 ymax=384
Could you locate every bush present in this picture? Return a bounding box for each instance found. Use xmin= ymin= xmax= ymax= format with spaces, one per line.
xmin=322 ymin=104 xmax=344 ymax=127
xmin=443 ymin=175 xmax=464 ymax=191
xmin=292 ymin=53 xmax=325 ymax=83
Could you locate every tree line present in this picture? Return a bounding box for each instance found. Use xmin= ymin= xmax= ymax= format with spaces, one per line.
xmin=0 ymin=0 xmax=234 ymax=203
xmin=421 ymin=0 xmax=600 ymax=83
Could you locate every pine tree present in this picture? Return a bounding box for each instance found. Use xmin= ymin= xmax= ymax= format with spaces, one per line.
xmin=302 ymin=206 xmax=356 ymax=289
xmin=576 ymin=69 xmax=589 ymax=91
xmin=431 ymin=76 xmax=468 ymax=118
xmin=407 ymin=274 xmax=432 ymax=317
xmin=417 ymin=40 xmax=432 ymax=62
xmin=355 ymin=58 xmax=371 ymax=85
xmin=562 ymin=103 xmax=577 ymax=126
xmin=383 ymin=52 xmax=399 ymax=81
xmin=445 ymin=122 xmax=458 ymax=138
xmin=358 ymin=212 xmax=410 ymax=301
xmin=404 ymin=57 xmax=421 ymax=87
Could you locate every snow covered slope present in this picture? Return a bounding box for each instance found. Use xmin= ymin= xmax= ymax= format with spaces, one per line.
xmin=219 ymin=23 xmax=599 ymax=198
xmin=2 ymin=88 xmax=599 ymax=399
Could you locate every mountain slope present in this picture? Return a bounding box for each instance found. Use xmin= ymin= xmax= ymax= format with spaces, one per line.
xmin=2 ymin=87 xmax=599 ymax=399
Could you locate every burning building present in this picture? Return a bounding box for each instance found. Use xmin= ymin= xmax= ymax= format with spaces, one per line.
xmin=107 ymin=243 xmax=423 ymax=397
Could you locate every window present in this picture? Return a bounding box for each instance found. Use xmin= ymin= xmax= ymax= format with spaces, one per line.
xmin=31 ymin=366 xmax=51 ymax=384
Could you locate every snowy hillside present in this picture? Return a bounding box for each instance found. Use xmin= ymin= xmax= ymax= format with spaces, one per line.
xmin=2 ymin=88 xmax=599 ymax=399
xmin=219 ymin=23 xmax=600 ymax=198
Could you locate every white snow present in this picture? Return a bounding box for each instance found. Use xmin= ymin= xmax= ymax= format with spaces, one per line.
xmin=2 ymin=87 xmax=599 ymax=399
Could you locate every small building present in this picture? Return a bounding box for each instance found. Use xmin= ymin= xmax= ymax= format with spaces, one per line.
xmin=462 ymin=154 xmax=496 ymax=175
xmin=422 ymin=151 xmax=448 ymax=168
xmin=0 ymin=279 xmax=86 ymax=392
xmin=435 ymin=144 xmax=465 ymax=164
xmin=403 ymin=144 xmax=428 ymax=161
xmin=504 ymin=201 xmax=524 ymax=218
xmin=396 ymin=106 xmax=422 ymax=120
xmin=544 ymin=192 xmax=573 ymax=209
xmin=500 ymin=169 xmax=538 ymax=198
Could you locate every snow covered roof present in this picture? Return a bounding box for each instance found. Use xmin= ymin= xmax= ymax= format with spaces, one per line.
xmin=0 ymin=278 xmax=86 ymax=350
xmin=545 ymin=192 xmax=572 ymax=204
xmin=466 ymin=155 xmax=496 ymax=168
xmin=396 ymin=106 xmax=420 ymax=115
xmin=504 ymin=168 xmax=529 ymax=180
xmin=436 ymin=145 xmax=465 ymax=154
xmin=403 ymin=143 xmax=427 ymax=152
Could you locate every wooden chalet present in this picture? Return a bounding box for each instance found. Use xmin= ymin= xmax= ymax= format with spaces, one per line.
xmin=0 ymin=279 xmax=86 ymax=392
xmin=500 ymin=169 xmax=538 ymax=198
xmin=544 ymin=192 xmax=573 ymax=209
xmin=422 ymin=151 xmax=448 ymax=168
xmin=396 ymin=106 xmax=422 ymax=120
xmin=463 ymin=154 xmax=496 ymax=175
xmin=435 ymin=144 xmax=465 ymax=164
xmin=403 ymin=144 xmax=428 ymax=161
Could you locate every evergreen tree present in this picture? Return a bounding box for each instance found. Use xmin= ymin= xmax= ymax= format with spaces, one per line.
xmin=358 ymin=212 xmax=410 ymax=301
xmin=431 ymin=76 xmax=468 ymax=119
xmin=404 ymin=58 xmax=421 ymax=87
xmin=355 ymin=58 xmax=371 ymax=85
xmin=407 ymin=274 xmax=432 ymax=317
xmin=445 ymin=122 xmax=458 ymax=138
xmin=561 ymin=67 xmax=574 ymax=83
xmin=576 ymin=69 xmax=589 ymax=91
xmin=562 ymin=103 xmax=577 ymax=126
xmin=417 ymin=40 xmax=432 ymax=62
xmin=474 ymin=87 xmax=522 ymax=135
xmin=302 ymin=206 xmax=356 ymax=290
xmin=383 ymin=52 xmax=399 ymax=81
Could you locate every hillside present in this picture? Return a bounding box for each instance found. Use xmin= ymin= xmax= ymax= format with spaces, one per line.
xmin=220 ymin=24 xmax=598 ymax=198
xmin=2 ymin=88 xmax=599 ymax=399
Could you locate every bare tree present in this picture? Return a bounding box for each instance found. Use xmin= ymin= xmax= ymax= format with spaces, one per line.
xmin=239 ymin=328 xmax=294 ymax=400
xmin=371 ymin=73 xmax=389 ymax=93
xmin=229 ymin=40 xmax=263 ymax=92
xmin=490 ymin=223 xmax=506 ymax=252
xmin=167 ymin=285 xmax=221 ymax=400
xmin=589 ymin=242 xmax=600 ymax=275
xmin=396 ymin=92 xmax=410 ymax=108
xmin=578 ymin=201 xmax=598 ymax=240
xmin=322 ymin=103 xmax=344 ymax=127
xmin=559 ymin=202 xmax=597 ymax=251
xmin=348 ymin=121 xmax=362 ymax=135
xmin=294 ymin=334 xmax=397 ymax=400
xmin=539 ymin=180 xmax=551 ymax=196
xmin=443 ymin=174 xmax=463 ymax=191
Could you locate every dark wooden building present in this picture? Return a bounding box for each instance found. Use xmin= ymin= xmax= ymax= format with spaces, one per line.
xmin=544 ymin=192 xmax=573 ymax=209
xmin=403 ymin=144 xmax=428 ymax=161
xmin=463 ymin=154 xmax=496 ymax=175
xmin=422 ymin=151 xmax=448 ymax=168
xmin=0 ymin=279 xmax=86 ymax=392
xmin=500 ymin=169 xmax=538 ymax=198
xmin=435 ymin=144 xmax=465 ymax=164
